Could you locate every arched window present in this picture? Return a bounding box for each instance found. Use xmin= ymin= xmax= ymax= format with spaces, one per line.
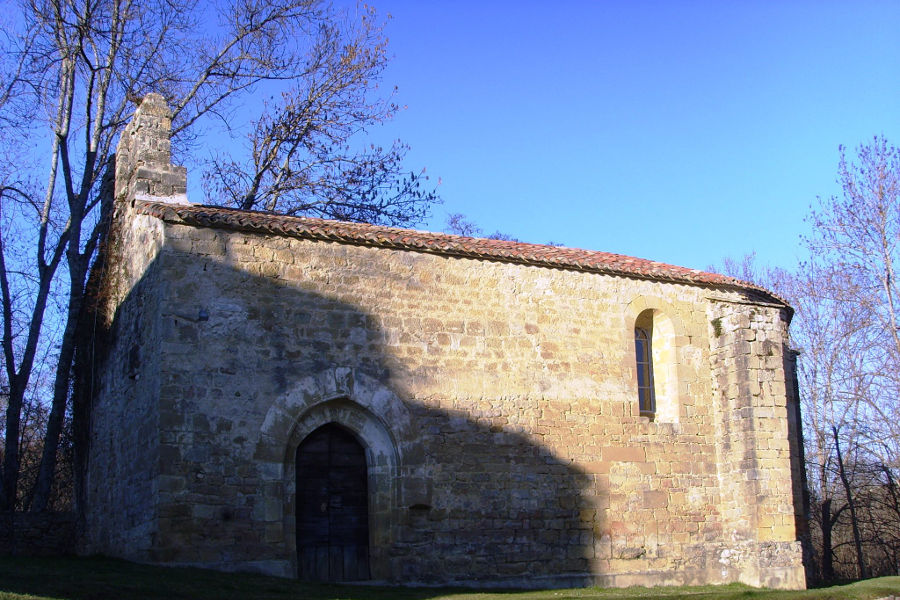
xmin=634 ymin=327 xmax=656 ymax=418
xmin=633 ymin=308 xmax=679 ymax=422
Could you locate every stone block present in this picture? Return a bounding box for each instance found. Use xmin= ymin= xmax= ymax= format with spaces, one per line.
xmin=602 ymin=446 xmax=646 ymax=462
xmin=643 ymin=490 xmax=668 ymax=509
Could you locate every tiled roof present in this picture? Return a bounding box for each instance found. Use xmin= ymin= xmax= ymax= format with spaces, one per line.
xmin=135 ymin=200 xmax=787 ymax=307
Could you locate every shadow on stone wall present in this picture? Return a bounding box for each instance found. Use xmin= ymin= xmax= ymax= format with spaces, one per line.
xmin=0 ymin=512 xmax=75 ymax=557
xmin=78 ymin=232 xmax=606 ymax=587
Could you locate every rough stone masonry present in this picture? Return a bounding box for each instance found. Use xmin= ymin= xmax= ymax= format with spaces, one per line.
xmin=79 ymin=93 xmax=808 ymax=589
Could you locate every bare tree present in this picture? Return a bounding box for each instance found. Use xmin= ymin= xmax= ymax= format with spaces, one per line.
xmin=833 ymin=425 xmax=868 ymax=579
xmin=445 ymin=213 xmax=482 ymax=237
xmin=785 ymin=263 xmax=873 ymax=580
xmin=808 ymin=137 xmax=900 ymax=444
xmin=202 ymin=4 xmax=436 ymax=223
xmin=753 ymin=137 xmax=900 ymax=582
xmin=0 ymin=0 xmax=437 ymax=512
xmin=444 ymin=213 xmax=518 ymax=241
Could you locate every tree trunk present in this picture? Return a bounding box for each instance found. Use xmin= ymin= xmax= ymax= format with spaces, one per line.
xmin=1 ymin=279 xmax=58 ymax=510
xmin=30 ymin=245 xmax=90 ymax=512
xmin=833 ymin=426 xmax=868 ymax=579
xmin=1 ymin=380 xmax=23 ymax=510
xmin=1 ymin=239 xmax=62 ymax=510
xmin=29 ymin=292 xmax=82 ymax=511
xmin=821 ymin=497 xmax=834 ymax=581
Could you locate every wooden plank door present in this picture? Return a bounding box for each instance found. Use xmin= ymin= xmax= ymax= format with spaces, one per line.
xmin=296 ymin=424 xmax=370 ymax=581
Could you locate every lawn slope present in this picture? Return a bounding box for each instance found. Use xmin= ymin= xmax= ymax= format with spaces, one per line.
xmin=0 ymin=557 xmax=898 ymax=600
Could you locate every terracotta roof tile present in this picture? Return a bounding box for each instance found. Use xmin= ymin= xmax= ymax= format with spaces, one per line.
xmin=134 ymin=200 xmax=787 ymax=307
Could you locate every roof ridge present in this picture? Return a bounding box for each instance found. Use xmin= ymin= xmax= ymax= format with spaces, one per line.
xmin=133 ymin=200 xmax=786 ymax=306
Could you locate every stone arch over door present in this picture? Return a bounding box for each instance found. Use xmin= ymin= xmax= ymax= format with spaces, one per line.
xmin=255 ymin=367 xmax=407 ymax=580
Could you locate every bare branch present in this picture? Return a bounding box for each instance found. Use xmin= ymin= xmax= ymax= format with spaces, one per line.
xmin=0 ymin=0 xmax=439 ymax=510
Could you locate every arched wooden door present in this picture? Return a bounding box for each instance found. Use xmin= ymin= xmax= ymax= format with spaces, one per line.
xmin=296 ymin=424 xmax=370 ymax=581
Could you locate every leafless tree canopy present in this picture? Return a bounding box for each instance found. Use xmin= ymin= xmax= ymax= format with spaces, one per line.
xmin=202 ymin=6 xmax=436 ymax=223
xmin=0 ymin=0 xmax=437 ymax=512
xmin=444 ymin=213 xmax=519 ymax=242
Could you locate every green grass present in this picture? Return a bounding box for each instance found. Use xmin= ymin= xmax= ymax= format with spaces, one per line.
xmin=0 ymin=556 xmax=898 ymax=600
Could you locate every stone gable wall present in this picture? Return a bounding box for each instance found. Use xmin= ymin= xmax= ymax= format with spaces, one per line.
xmin=80 ymin=94 xmax=177 ymax=559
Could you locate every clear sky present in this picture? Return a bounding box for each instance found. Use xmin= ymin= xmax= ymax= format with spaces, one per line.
xmin=359 ymin=1 xmax=900 ymax=272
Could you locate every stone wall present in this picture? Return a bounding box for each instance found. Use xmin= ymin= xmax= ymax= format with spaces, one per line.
xmin=707 ymin=299 xmax=805 ymax=588
xmin=80 ymin=95 xmax=175 ymax=559
xmin=92 ymin=222 xmax=802 ymax=587
xmin=80 ymin=95 xmax=807 ymax=589
xmin=0 ymin=512 xmax=75 ymax=556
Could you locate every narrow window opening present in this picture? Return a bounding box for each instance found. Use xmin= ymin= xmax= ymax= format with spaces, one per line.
xmin=634 ymin=326 xmax=656 ymax=419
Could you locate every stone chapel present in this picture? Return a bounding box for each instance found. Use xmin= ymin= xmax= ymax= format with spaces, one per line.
xmin=78 ymin=94 xmax=808 ymax=589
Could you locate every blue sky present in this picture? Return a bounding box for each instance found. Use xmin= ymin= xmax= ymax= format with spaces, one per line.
xmin=357 ymin=1 xmax=900 ymax=272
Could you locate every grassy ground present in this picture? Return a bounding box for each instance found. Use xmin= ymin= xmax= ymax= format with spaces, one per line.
xmin=0 ymin=556 xmax=898 ymax=600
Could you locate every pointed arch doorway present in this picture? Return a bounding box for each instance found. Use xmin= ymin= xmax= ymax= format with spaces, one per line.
xmin=296 ymin=423 xmax=370 ymax=581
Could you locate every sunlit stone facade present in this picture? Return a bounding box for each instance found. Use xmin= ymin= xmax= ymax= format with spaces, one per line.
xmin=80 ymin=94 xmax=807 ymax=589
